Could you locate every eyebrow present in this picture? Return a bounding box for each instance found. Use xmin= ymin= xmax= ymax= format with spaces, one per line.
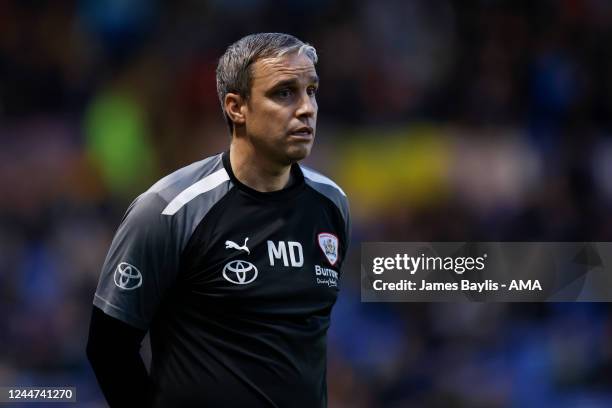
xmin=269 ymin=75 xmax=319 ymax=89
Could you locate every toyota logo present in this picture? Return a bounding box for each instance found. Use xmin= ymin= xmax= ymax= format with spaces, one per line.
xmin=114 ymin=262 xmax=143 ymax=290
xmin=222 ymin=260 xmax=258 ymax=285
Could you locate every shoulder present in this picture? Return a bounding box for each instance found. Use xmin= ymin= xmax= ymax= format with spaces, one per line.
xmin=146 ymin=153 xmax=227 ymax=210
xmin=300 ymin=164 xmax=349 ymax=225
xmin=130 ymin=152 xmax=233 ymax=218
xmin=125 ymin=153 xmax=226 ymax=215
xmin=121 ymin=152 xmax=232 ymax=244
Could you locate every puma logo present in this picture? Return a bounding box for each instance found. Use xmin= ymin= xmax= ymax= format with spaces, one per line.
xmin=225 ymin=237 xmax=250 ymax=255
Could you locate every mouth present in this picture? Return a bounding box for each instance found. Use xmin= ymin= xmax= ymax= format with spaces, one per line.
xmin=288 ymin=126 xmax=314 ymax=139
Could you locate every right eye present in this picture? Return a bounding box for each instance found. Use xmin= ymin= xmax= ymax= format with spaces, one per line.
xmin=277 ymin=88 xmax=293 ymax=98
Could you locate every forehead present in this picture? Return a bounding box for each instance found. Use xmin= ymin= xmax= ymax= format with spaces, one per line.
xmin=250 ymin=53 xmax=317 ymax=89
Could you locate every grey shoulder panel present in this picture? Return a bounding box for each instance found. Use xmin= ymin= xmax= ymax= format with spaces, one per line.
xmin=147 ymin=154 xmax=225 ymax=202
xmin=301 ymin=165 xmax=349 ymax=225
xmin=153 ymin=153 xmax=233 ymax=252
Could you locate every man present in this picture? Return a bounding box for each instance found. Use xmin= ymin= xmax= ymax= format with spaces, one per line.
xmin=87 ymin=33 xmax=350 ymax=407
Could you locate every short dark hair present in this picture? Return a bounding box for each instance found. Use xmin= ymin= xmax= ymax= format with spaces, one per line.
xmin=216 ymin=33 xmax=318 ymax=133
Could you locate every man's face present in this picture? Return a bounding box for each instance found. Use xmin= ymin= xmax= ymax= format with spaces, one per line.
xmin=243 ymin=52 xmax=318 ymax=165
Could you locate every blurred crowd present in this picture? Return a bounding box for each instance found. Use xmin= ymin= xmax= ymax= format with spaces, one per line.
xmin=1 ymin=0 xmax=612 ymax=406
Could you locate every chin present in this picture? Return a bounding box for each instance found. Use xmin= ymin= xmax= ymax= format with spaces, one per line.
xmin=286 ymin=145 xmax=312 ymax=163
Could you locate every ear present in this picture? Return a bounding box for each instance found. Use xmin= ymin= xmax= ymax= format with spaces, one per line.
xmin=224 ymin=93 xmax=247 ymax=126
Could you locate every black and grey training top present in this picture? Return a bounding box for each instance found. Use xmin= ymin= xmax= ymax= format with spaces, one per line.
xmin=93 ymin=151 xmax=350 ymax=407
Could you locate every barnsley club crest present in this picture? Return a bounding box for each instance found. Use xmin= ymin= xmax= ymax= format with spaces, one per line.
xmin=318 ymin=233 xmax=339 ymax=266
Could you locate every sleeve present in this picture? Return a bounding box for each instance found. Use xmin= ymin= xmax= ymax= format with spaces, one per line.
xmin=93 ymin=192 xmax=180 ymax=330
xmin=86 ymin=306 xmax=153 ymax=407
xmin=341 ymin=196 xmax=351 ymax=267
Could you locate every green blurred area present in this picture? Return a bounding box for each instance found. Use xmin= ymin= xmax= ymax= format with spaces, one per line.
xmin=84 ymin=89 xmax=157 ymax=196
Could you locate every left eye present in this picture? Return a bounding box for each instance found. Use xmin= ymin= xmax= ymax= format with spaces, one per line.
xmin=307 ymin=87 xmax=318 ymax=96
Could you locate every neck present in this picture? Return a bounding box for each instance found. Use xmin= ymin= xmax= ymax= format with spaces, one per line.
xmin=229 ymin=141 xmax=292 ymax=192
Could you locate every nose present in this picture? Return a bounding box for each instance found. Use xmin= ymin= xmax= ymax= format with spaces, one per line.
xmin=295 ymin=91 xmax=316 ymax=118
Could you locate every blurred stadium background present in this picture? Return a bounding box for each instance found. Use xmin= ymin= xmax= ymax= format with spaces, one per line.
xmin=2 ymin=0 xmax=612 ymax=406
